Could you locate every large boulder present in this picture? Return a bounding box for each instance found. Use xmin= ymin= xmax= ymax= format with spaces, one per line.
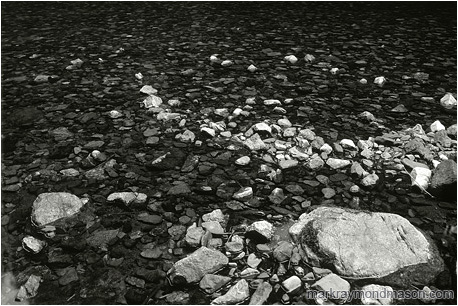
xmin=429 ymin=160 xmax=457 ymax=201
xmin=289 ymin=207 xmax=444 ymax=287
xmin=31 ymin=192 xmax=85 ymax=227
xmin=167 ymin=247 xmax=228 ymax=284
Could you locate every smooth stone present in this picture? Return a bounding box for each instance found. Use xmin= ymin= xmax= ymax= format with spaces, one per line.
xmin=361 ymin=284 xmax=394 ymax=305
xmin=279 ymin=159 xmax=298 ymax=169
xmin=235 ymin=156 xmax=251 ymax=165
xmin=211 ymin=279 xmax=250 ymax=305
xmin=326 ymin=158 xmax=351 ymax=169
xmin=311 ymin=273 xmax=350 ymax=303
xmin=31 ymin=192 xmax=85 ymax=227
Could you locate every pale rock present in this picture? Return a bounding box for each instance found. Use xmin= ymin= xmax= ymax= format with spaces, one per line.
xmin=289 ymin=146 xmax=309 ymax=160
xmin=244 ymin=133 xmax=267 ymax=151
xmin=247 ymin=253 xmax=262 ymax=269
xmin=247 ymin=64 xmax=257 ymax=72
xmin=157 ymin=112 xmax=180 ymax=121
xmin=176 ymin=130 xmax=195 ymax=143
xmin=107 ymin=192 xmax=147 ymax=205
xmin=277 ymin=118 xmax=292 ymax=128
xmin=327 ymin=158 xmax=351 ymax=169
xmin=168 ymin=247 xmax=229 ymax=284
xmin=283 ymin=127 xmax=296 ymax=137
xmin=360 ymin=284 xmax=394 ymax=305
xmin=142 ymin=95 xmax=162 ymax=108
xmin=31 ymin=192 xmax=85 ymax=227
xmin=249 ymin=281 xmax=273 ymax=305
xmin=430 ymin=120 xmax=445 ymax=132
xmin=373 ymin=76 xmax=386 ymax=86
xmin=253 ymin=122 xmax=272 ymax=134
xmin=16 ymin=275 xmax=42 ymax=301
xmin=235 ymin=156 xmax=251 ymax=165
xmin=340 ymin=139 xmax=358 ymax=150
xmin=212 ymin=279 xmax=250 ymax=305
xmin=22 ymin=236 xmax=46 ymax=254
xmin=391 ymin=104 xmax=408 ymax=113
xmin=361 ymin=173 xmax=380 ymax=187
xmin=263 ymin=99 xmax=282 ymax=106
xmin=273 ymin=241 xmax=294 ymax=262
xmin=202 ymin=221 xmax=225 ymax=235
xmin=246 ymin=221 xmax=274 ymax=242
xmin=200 ymin=274 xmax=232 ymax=294
xmin=284 ymin=55 xmax=298 ymax=64
xmin=440 ymin=93 xmax=457 ymax=110
xmin=289 ymin=207 xmax=444 ymax=286
xmin=279 ymin=159 xmax=298 ymax=169
xmin=269 ymin=188 xmax=286 ymax=205
xmin=304 ymin=54 xmax=315 ymax=62
xmin=221 ymin=60 xmax=233 ymax=66
xmin=201 ymin=127 xmax=216 ymax=137
xmin=321 ymin=187 xmax=336 ymax=198
xmin=320 ymin=143 xmax=333 ymax=154
xmin=411 ymin=167 xmax=432 ymax=190
xmin=233 ymin=186 xmax=253 ymax=201
xmin=202 ymin=209 xmax=225 ymax=223
xmin=282 ymin=275 xmax=301 ymax=293
xmin=140 ymin=85 xmax=158 ymax=95
xmin=312 ymin=273 xmax=350 ymax=303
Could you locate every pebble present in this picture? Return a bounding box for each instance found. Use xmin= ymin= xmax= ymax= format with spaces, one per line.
xmin=326 ymin=158 xmax=351 ymax=169
xmin=281 ymin=275 xmax=302 ymax=293
xmin=235 ymin=156 xmax=251 ymax=165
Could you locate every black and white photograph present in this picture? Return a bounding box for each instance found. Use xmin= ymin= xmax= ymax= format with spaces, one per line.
xmin=1 ymin=1 xmax=457 ymax=304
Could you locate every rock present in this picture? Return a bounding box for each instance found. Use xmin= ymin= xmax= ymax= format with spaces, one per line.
xmin=290 ymin=207 xmax=444 ymax=287
xmin=107 ymin=192 xmax=147 ymax=205
xmin=360 ymin=284 xmax=394 ymax=305
xmin=253 ymin=122 xmax=272 ymax=134
xmin=140 ymin=85 xmax=158 ymax=95
xmin=373 ymin=76 xmax=386 ymax=86
xmin=279 ymin=159 xmax=298 ymax=169
xmin=447 ymin=124 xmax=457 ymax=137
xmin=201 ymin=127 xmax=216 ymax=137
xmin=402 ymin=158 xmax=429 ymax=170
xmin=176 ymin=129 xmax=195 ymax=143
xmin=164 ymin=291 xmax=190 ymax=304
xmin=440 ymin=93 xmax=457 ymax=110
xmin=31 ymin=192 xmax=85 ymax=227
xmin=269 ymin=188 xmax=286 ymax=205
xmin=281 ymin=275 xmax=301 ymax=293
xmin=249 ymin=281 xmax=272 ymax=305
xmin=361 ymin=173 xmax=380 ymax=187
xmin=430 ymin=160 xmax=457 ymax=200
xmin=264 ymin=99 xmax=281 ymax=106
xmin=278 ymin=118 xmax=292 ymax=128
xmin=199 ymin=274 xmax=232 ymax=294
xmin=246 ymin=221 xmax=274 ymax=242
xmin=244 ymin=133 xmax=268 ymax=151
xmin=273 ymin=241 xmax=294 ymax=262
xmin=50 ymin=127 xmax=74 ymax=141
xmin=308 ymin=156 xmax=325 ymax=170
xmin=359 ymin=111 xmax=376 ymax=122
xmin=284 ymin=55 xmax=298 ymax=64
xmin=226 ymin=241 xmax=244 ymax=254
xmin=58 ymin=267 xmax=79 ymax=286
xmin=212 ymin=279 xmax=250 ymax=305
xmin=168 ymin=247 xmax=228 ymax=284
xmin=351 ymin=162 xmax=369 ymax=178
xmin=137 ymin=213 xmax=162 ymax=224
xmin=326 ymin=158 xmax=351 ymax=169
xmin=185 ymin=226 xmax=205 ymax=247
xmin=247 ymin=64 xmax=257 ymax=72
xmin=168 ymin=183 xmax=191 ymax=195
xmin=16 ymin=275 xmax=41 ymax=301
xmin=311 ymin=273 xmax=350 ymax=303
xmin=321 ymin=187 xmax=336 ymax=199
xmin=235 ymin=156 xmax=251 ymax=165
xmin=247 ymin=253 xmax=262 ymax=268
xmin=7 ymin=107 xmax=43 ymax=127
xmin=202 ymin=209 xmax=225 ymax=223
xmin=87 ymin=229 xmax=119 ymax=250
xmin=391 ymin=104 xmax=408 ymax=112
xmin=339 ymin=139 xmax=357 ymax=150
xmin=430 ymin=120 xmax=445 ymax=132
xmin=434 ymin=130 xmax=452 ymax=147
xmin=202 ymin=221 xmax=225 ymax=235
xmin=22 ymin=236 xmax=46 ymax=254
xmin=232 ymin=186 xmax=253 ymax=202
xmin=320 ymin=143 xmax=333 ymax=154
xmin=285 ymin=184 xmax=304 ymax=195
xmin=410 ymin=167 xmax=432 ymax=190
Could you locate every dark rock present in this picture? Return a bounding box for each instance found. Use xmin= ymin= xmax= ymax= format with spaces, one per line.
xmin=430 ymin=160 xmax=457 ymax=200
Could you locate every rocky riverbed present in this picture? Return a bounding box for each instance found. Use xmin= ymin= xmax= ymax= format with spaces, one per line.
xmin=1 ymin=2 xmax=456 ymax=305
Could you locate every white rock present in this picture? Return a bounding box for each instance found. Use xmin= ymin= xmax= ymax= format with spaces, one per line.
xmin=157 ymin=112 xmax=180 ymax=121
xmin=277 ymin=118 xmax=292 ymax=128
xmin=411 ymin=167 xmax=432 ymax=189
xmin=201 ymin=127 xmax=216 ymax=137
xmin=282 ymin=275 xmax=301 ymax=293
xmin=22 ymin=236 xmax=46 ymax=254
xmin=221 ymin=60 xmax=233 ymax=66
xmin=304 ymin=54 xmax=315 ymax=62
xmin=340 ymin=139 xmax=357 ymax=150
xmin=249 ymin=281 xmax=272 ymax=305
xmin=31 ymin=192 xmax=85 ymax=227
xmin=312 ymin=273 xmax=350 ymax=303
xmin=361 ymin=284 xmax=394 ymax=305
xmin=326 ymin=158 xmax=351 ymax=169
xmin=440 ymin=93 xmax=457 ymax=110
xmin=430 ymin=120 xmax=445 ymax=132
xmin=330 ymin=67 xmax=339 ymax=74
xmin=140 ymin=85 xmax=158 ymax=95
xmin=142 ymin=95 xmax=162 ymax=108
xmin=361 ymin=173 xmax=379 ymax=187
xmin=107 ymin=192 xmax=147 ymax=205
xmin=233 ymin=187 xmax=253 ymax=201
xmin=210 ymin=55 xmax=219 ymax=63
xmin=246 ymin=221 xmax=274 ymax=241
xmin=320 ymin=143 xmax=333 ymax=154
xmin=263 ymin=99 xmax=282 ymax=106
xmin=284 ymin=55 xmax=298 ymax=64
xmin=247 ymin=64 xmax=257 ymax=72
xmin=16 ymin=275 xmax=42 ymax=301
xmin=373 ymin=76 xmax=386 ymax=86
xmin=212 ymin=279 xmax=250 ymax=305
xmin=108 ymin=110 xmax=123 ymax=119
xmin=202 ymin=209 xmax=225 ymax=223
xmin=253 ymin=122 xmax=272 ymax=134
xmin=235 ymin=156 xmax=251 ymax=166
xmin=135 ymin=72 xmax=143 ymax=79
xmin=360 ymin=78 xmax=368 ymax=84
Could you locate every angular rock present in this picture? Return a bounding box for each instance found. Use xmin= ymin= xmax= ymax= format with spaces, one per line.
xmin=340 ymin=139 xmax=357 ymax=150
xmin=440 ymin=93 xmax=457 ymax=110
xmin=308 ymin=156 xmax=324 ymax=170
xmin=244 ymin=133 xmax=267 ymax=151
xmin=273 ymin=241 xmax=294 ymax=262
xmin=430 ymin=160 xmax=457 ymax=200
xmin=199 ymin=274 xmax=232 ymax=294
xmin=212 ymin=279 xmax=250 ymax=305
xmin=253 ymin=122 xmax=272 ymax=134
xmin=107 ymin=192 xmax=147 ymax=205
xmin=202 ymin=221 xmax=225 ymax=235
xmin=411 ymin=167 xmax=432 ymax=190
xmin=361 ymin=173 xmax=380 ymax=187
xmin=185 ymin=226 xmax=205 ymax=248
xmin=87 ymin=229 xmax=119 ymax=250
xmin=246 ymin=221 xmax=274 ymax=243
xmin=326 ymin=158 xmax=351 ymax=169
xmin=233 ymin=187 xmax=253 ymax=201
xmin=249 ymin=281 xmax=272 ymax=305
xmin=16 ymin=275 xmax=41 ymax=301
xmin=360 ymin=284 xmax=394 ymax=305
xmin=22 ymin=236 xmax=46 ymax=254
xmin=202 ymin=209 xmax=225 ymax=223
xmin=279 ymin=159 xmax=298 ymax=169
xmin=430 ymin=120 xmax=445 ymax=132
xmin=290 ymin=207 xmax=444 ymax=287
xmin=282 ymin=275 xmax=301 ymax=293
xmin=31 ymin=192 xmax=85 ymax=227
xmin=269 ymin=188 xmax=286 ymax=205
xmin=311 ymin=273 xmax=350 ymax=303
xmin=235 ymin=156 xmax=251 ymax=166
xmin=168 ymin=247 xmax=228 ymax=284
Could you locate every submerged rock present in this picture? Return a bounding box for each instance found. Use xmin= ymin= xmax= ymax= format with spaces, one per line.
xmin=289 ymin=207 xmax=444 ymax=287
